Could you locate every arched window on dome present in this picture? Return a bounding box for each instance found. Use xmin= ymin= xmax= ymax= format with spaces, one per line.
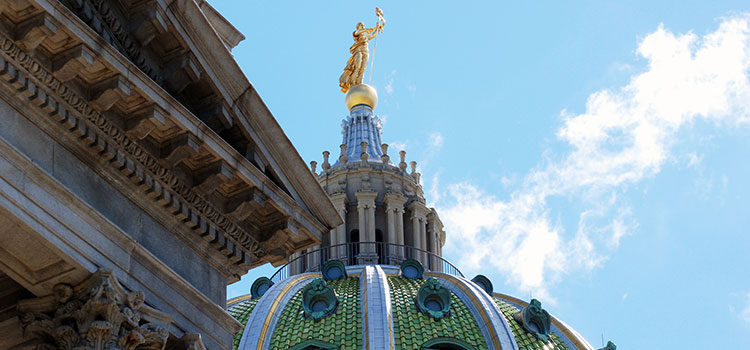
xmin=348 ymin=229 xmax=359 ymax=265
xmin=421 ymin=337 xmax=475 ymax=350
xmin=289 ymin=339 xmax=338 ymax=350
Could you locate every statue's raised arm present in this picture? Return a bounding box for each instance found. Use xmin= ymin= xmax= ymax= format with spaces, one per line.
xmin=338 ymin=8 xmax=386 ymax=93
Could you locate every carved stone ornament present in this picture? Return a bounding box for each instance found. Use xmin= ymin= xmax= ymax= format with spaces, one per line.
xmin=513 ymin=298 xmax=552 ymax=342
xmin=15 ymin=269 xmax=202 ymax=350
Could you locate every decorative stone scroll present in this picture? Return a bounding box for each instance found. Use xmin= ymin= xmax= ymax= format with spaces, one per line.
xmin=16 ymin=269 xmax=205 ymax=350
xmin=513 ymin=298 xmax=552 ymax=342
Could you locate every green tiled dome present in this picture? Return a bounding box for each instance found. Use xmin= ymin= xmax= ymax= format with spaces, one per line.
xmin=227 ymin=266 xmax=595 ymax=350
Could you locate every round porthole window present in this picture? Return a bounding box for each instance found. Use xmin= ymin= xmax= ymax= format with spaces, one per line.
xmin=400 ymin=259 xmax=424 ymax=279
xmin=327 ymin=266 xmax=342 ymax=279
xmin=311 ymin=299 xmax=328 ymax=312
xmin=250 ymin=277 xmax=274 ymax=299
xmin=322 ymin=260 xmax=348 ymax=281
xmin=425 ymin=298 xmax=442 ymax=312
xmin=403 ymin=265 xmax=418 ymax=278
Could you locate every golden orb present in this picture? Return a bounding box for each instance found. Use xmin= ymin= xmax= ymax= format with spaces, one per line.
xmin=345 ymin=84 xmax=378 ymax=110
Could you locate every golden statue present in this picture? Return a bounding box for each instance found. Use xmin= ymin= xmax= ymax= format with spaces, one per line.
xmin=339 ymin=8 xmax=385 ymax=93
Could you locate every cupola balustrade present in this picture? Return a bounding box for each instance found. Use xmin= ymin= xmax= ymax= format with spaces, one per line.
xmin=270 ymin=242 xmax=462 ymax=284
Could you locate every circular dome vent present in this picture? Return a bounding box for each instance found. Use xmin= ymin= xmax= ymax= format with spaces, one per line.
xmin=321 ymin=260 xmax=348 ymax=281
xmin=250 ymin=277 xmax=274 ymax=299
xmin=471 ymin=274 xmax=493 ymax=295
xmin=399 ymin=259 xmax=424 ymax=279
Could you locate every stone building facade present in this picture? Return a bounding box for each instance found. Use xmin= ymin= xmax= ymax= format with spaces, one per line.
xmin=0 ymin=1 xmax=341 ymax=349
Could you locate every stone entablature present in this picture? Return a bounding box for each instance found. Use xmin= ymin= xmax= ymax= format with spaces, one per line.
xmin=0 ymin=0 xmax=341 ymax=280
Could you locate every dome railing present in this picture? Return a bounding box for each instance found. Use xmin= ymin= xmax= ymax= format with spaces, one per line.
xmin=270 ymin=242 xmax=463 ymax=283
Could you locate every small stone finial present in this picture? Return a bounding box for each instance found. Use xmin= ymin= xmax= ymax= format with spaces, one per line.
xmin=339 ymin=144 xmax=348 ymax=164
xmin=310 ymin=161 xmax=318 ymax=174
xmin=360 ymin=141 xmax=369 ymax=162
xmin=322 ymin=151 xmax=331 ymax=170
xmin=399 ymin=150 xmax=407 ymax=171
xmin=410 ymin=161 xmax=417 ymax=175
xmin=414 ymin=173 xmax=421 ymax=184
xmin=380 ymin=143 xmax=390 ymax=164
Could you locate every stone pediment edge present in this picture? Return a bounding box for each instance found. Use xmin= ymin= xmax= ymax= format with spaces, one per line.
xmin=167 ymin=0 xmax=342 ymax=231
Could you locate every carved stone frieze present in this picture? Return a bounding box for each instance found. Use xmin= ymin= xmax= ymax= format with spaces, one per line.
xmin=17 ymin=270 xmax=175 ymax=350
xmin=0 ymin=33 xmax=267 ymax=264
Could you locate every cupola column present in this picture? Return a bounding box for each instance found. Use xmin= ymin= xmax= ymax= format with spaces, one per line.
xmin=384 ymin=193 xmax=407 ymax=262
xmin=355 ymin=191 xmax=378 ymax=259
xmin=426 ymin=210 xmax=444 ymax=270
xmin=408 ymin=201 xmax=429 ymax=265
xmin=330 ymin=193 xmax=348 ymax=259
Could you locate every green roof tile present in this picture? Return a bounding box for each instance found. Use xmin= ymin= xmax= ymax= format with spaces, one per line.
xmin=491 ymin=297 xmax=569 ymax=350
xmin=388 ymin=276 xmax=488 ymax=350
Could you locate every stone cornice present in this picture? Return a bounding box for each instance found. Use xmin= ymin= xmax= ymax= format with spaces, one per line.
xmin=0 ymin=0 xmax=335 ymax=273
xmin=0 ymin=33 xmax=266 ymax=262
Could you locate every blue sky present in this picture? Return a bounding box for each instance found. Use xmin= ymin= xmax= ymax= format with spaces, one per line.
xmin=214 ymin=1 xmax=750 ymax=348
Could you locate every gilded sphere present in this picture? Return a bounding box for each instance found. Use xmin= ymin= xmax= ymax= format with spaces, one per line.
xmin=345 ymin=84 xmax=378 ymax=110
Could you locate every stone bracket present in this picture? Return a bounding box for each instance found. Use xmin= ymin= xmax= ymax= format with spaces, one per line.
xmin=129 ymin=2 xmax=168 ymax=46
xmin=159 ymin=132 xmax=202 ymax=167
xmin=14 ymin=11 xmax=58 ymax=51
xmin=90 ymin=74 xmax=132 ymax=111
xmin=52 ymin=44 xmax=97 ymax=82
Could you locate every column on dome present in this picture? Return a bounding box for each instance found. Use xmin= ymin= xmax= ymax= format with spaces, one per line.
xmin=408 ymin=201 xmax=429 ymax=266
xmin=427 ymin=210 xmax=444 ymax=271
xmin=330 ymin=193 xmax=348 ymax=259
xmin=384 ymin=193 xmax=407 ymax=264
xmin=309 ymin=244 xmax=320 ymax=271
xmin=355 ymin=190 xmax=378 ymax=263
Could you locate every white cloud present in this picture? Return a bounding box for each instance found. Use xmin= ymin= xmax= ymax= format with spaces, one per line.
xmin=741 ymin=292 xmax=750 ymax=323
xmin=388 ymin=141 xmax=408 ymax=154
xmin=687 ymin=152 xmax=703 ymax=168
xmin=439 ymin=15 xmax=750 ymax=299
xmin=385 ymin=70 xmax=396 ymax=95
xmin=429 ymin=132 xmax=444 ymax=148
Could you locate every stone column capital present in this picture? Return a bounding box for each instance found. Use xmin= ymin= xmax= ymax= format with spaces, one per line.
xmin=354 ymin=190 xmax=378 ymax=208
xmin=329 ymin=192 xmax=348 ymax=212
xmin=384 ymin=193 xmax=407 ymax=212
xmin=16 ymin=269 xmax=205 ymax=350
